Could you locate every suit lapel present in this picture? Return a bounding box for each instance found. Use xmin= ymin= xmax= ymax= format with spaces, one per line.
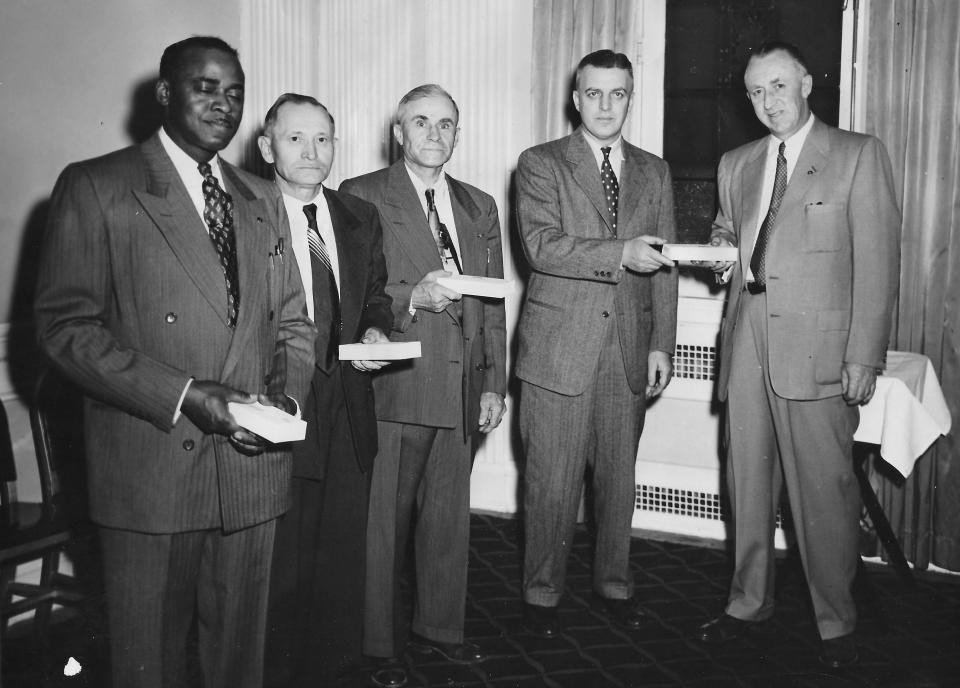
xmin=447 ymin=176 xmax=483 ymax=275
xmin=738 ymin=140 xmax=768 ymax=265
xmin=381 ymin=162 xmax=441 ymax=276
xmin=780 ymin=117 xmax=830 ymax=213
xmin=132 ymin=135 xmax=231 ymax=328
xmin=566 ymin=130 xmax=615 ymax=236
xmin=617 ymin=142 xmax=657 ymax=239
xmin=220 ymin=162 xmax=273 ymax=378
xmin=324 ymin=187 xmax=366 ymax=340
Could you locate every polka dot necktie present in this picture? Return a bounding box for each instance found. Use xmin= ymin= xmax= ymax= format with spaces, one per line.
xmin=303 ymin=203 xmax=340 ymax=370
xmin=749 ymin=141 xmax=788 ymax=288
xmin=198 ymin=162 xmax=239 ymax=328
xmin=601 ymin=146 xmax=619 ymax=236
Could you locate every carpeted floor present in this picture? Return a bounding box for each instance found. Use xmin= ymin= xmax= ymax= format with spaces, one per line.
xmin=4 ymin=513 xmax=959 ymax=687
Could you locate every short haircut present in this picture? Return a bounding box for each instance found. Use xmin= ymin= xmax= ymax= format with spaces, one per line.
xmin=749 ymin=40 xmax=810 ymax=75
xmin=159 ymin=36 xmax=240 ymax=82
xmin=262 ymin=93 xmax=335 ymax=137
xmin=395 ymin=84 xmax=459 ymax=125
xmin=575 ymin=49 xmax=634 ymax=89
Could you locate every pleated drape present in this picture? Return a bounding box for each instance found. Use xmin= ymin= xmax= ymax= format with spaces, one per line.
xmin=860 ymin=0 xmax=960 ymax=572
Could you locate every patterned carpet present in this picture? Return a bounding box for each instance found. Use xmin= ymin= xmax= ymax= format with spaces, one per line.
xmin=4 ymin=513 xmax=959 ymax=687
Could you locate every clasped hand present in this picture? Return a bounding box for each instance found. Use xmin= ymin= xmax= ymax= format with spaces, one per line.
xmin=181 ymin=379 xmax=295 ymax=455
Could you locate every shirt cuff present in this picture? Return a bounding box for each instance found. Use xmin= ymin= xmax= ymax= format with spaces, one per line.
xmin=173 ymin=378 xmax=193 ymax=425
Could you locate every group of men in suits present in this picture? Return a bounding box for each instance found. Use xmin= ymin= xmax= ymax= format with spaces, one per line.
xmin=33 ymin=33 xmax=898 ymax=688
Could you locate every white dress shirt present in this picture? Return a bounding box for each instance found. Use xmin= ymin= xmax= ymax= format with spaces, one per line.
xmin=745 ymin=113 xmax=815 ymax=282
xmin=282 ymin=188 xmax=341 ymax=322
xmin=580 ymin=129 xmax=625 ymax=180
xmin=405 ymin=164 xmax=464 ymax=274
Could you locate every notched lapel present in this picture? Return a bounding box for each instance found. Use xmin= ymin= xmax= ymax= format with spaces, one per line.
xmin=383 ymin=164 xmax=442 ymax=275
xmin=616 ymin=148 xmax=656 ymax=238
xmin=447 ymin=177 xmax=484 ymax=276
xmin=566 ymin=134 xmax=614 ymax=236
xmin=738 ymin=142 xmax=767 ymax=264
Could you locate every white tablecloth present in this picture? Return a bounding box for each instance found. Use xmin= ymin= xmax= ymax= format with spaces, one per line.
xmin=854 ymin=351 xmax=952 ymax=477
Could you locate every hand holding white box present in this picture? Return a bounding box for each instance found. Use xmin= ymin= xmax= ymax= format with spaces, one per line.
xmin=228 ymin=401 xmax=306 ymax=443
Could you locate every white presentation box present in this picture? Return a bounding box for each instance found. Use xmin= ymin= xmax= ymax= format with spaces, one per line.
xmin=228 ymin=401 xmax=307 ymax=443
xmin=661 ymin=244 xmax=738 ymax=265
xmin=436 ymin=275 xmax=514 ymax=298
xmin=338 ymin=341 xmax=422 ymax=361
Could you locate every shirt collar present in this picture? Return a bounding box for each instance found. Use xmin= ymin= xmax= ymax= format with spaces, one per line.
xmin=579 ymin=128 xmax=624 ymax=165
xmin=158 ymin=127 xmax=225 ymax=185
xmin=404 ymin=163 xmax=448 ymax=202
xmin=769 ymin=113 xmax=814 ymax=159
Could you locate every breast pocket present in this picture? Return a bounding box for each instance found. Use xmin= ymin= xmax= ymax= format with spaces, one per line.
xmin=802 ymin=202 xmax=846 ymax=253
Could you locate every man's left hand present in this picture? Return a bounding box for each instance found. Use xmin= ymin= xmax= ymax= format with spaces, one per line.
xmin=841 ymin=362 xmax=878 ymax=406
xmin=477 ymin=392 xmax=506 ymax=434
xmin=351 ymin=327 xmax=392 ymax=372
xmin=646 ymin=350 xmax=674 ymax=399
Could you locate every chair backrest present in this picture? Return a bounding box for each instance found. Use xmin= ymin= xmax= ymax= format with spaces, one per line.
xmin=29 ymin=368 xmax=88 ymax=516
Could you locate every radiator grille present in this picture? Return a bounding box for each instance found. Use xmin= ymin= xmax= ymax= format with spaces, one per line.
xmin=673 ymin=343 xmax=717 ymax=381
xmin=636 ymin=483 xmax=787 ymax=530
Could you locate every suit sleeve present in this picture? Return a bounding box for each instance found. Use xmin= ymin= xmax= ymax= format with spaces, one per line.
xmin=649 ymin=163 xmax=680 ymax=355
xmin=709 ymin=153 xmax=739 ymax=247
xmin=35 ymin=163 xmax=192 ymax=431
xmin=359 ymin=207 xmax=395 ymax=336
xmin=845 ymin=137 xmax=900 ymax=368
xmin=516 ymin=148 xmax=626 ymax=282
xmin=480 ymin=198 xmax=507 ymax=397
xmin=268 ymin=193 xmax=316 ymax=404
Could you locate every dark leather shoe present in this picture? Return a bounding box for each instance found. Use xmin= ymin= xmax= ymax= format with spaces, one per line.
xmin=819 ymin=634 xmax=858 ymax=669
xmin=407 ymin=633 xmax=486 ymax=664
xmin=368 ymin=657 xmax=408 ymax=688
xmin=524 ymin=602 xmax=560 ymax=638
xmin=696 ymin=614 xmax=752 ymax=643
xmin=599 ymin=596 xmax=647 ymax=630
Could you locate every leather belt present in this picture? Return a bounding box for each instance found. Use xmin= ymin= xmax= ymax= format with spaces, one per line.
xmin=745 ymin=281 xmax=766 ymax=295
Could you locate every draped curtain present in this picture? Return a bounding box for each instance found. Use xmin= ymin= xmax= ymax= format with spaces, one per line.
xmin=860 ymin=0 xmax=960 ymax=571
xmin=532 ymin=0 xmax=637 ymax=144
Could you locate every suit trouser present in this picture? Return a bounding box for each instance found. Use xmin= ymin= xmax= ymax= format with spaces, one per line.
xmin=363 ymin=420 xmax=472 ymax=657
xmin=724 ymin=291 xmax=860 ymax=640
xmin=264 ymin=369 xmax=371 ymax=686
xmin=520 ymin=316 xmax=645 ymax=607
xmin=99 ymin=520 xmax=276 ymax=688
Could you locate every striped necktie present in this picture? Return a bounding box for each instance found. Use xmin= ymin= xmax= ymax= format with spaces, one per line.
xmin=303 ymin=203 xmax=340 ymax=370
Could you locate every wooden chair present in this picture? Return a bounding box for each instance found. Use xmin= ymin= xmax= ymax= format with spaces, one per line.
xmin=0 ymin=368 xmax=92 ymax=642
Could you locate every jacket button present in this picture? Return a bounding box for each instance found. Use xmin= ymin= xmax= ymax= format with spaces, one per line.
xmin=601 ymin=311 xmax=610 ymax=318
xmin=594 ymin=270 xmax=600 ymax=276
xmin=182 ymin=439 xmax=195 ymax=451
xmin=165 ymin=312 xmax=177 ymax=323
xmin=475 ymin=364 xmax=485 ymax=371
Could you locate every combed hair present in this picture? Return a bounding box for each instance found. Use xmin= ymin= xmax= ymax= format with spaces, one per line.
xmin=159 ymin=36 xmax=240 ymax=81
xmin=396 ymin=84 xmax=459 ymax=124
xmin=749 ymin=40 xmax=810 ymax=75
xmin=575 ymin=50 xmax=633 ymax=89
xmin=262 ymin=93 xmax=335 ymax=136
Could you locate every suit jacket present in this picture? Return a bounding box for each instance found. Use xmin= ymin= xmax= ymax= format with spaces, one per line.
xmin=340 ymin=161 xmax=506 ymax=434
xmin=292 ymin=187 xmax=393 ymax=480
xmin=34 ymin=133 xmax=316 ymax=534
xmin=514 ymin=129 xmax=679 ymax=396
xmin=711 ymin=117 xmax=901 ymax=401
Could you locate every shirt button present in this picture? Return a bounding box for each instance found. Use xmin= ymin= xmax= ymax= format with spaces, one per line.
xmin=601 ymin=311 xmax=610 ymax=318
xmin=165 ymin=312 xmax=177 ymax=323
xmin=182 ymin=439 xmax=195 ymax=451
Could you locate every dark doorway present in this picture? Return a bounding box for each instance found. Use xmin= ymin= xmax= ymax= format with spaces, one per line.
xmin=664 ymin=0 xmax=844 ymax=242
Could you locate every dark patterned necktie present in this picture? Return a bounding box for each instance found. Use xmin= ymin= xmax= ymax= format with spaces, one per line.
xmin=197 ymin=162 xmax=239 ymax=328
xmin=425 ymin=188 xmax=462 ymax=273
xmin=303 ymin=203 xmax=340 ymax=370
xmin=749 ymin=141 xmax=788 ymax=288
xmin=601 ymin=146 xmax=620 ymax=236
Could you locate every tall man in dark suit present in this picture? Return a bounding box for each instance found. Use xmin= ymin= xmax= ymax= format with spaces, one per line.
xmin=257 ymin=93 xmax=393 ymax=686
xmin=340 ymin=84 xmax=507 ymax=674
xmin=515 ymin=50 xmax=678 ymax=637
xmin=34 ymin=37 xmax=315 ymax=688
xmin=697 ymin=42 xmax=900 ymax=669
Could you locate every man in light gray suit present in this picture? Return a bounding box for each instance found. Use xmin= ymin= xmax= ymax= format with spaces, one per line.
xmin=34 ymin=37 xmax=314 ymax=688
xmin=697 ymin=41 xmax=900 ymax=669
xmin=515 ymin=49 xmax=678 ymax=637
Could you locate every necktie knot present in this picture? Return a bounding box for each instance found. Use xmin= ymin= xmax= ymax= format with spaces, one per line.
xmin=198 ymin=161 xmax=213 ymax=178
xmin=778 ymin=141 xmax=786 ymax=158
xmin=425 ymin=188 xmax=436 ymax=211
xmin=601 ymin=146 xmax=612 ymax=161
xmin=303 ymin=203 xmax=318 ymax=228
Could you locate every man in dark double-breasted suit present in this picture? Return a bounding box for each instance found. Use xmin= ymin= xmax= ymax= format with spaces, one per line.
xmin=34 ymin=38 xmax=315 ymax=688
xmin=515 ymin=49 xmax=679 ymax=637
xmin=341 ymin=84 xmax=507 ymax=678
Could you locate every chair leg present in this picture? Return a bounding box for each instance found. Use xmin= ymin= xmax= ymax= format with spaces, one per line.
xmin=33 ymin=549 xmax=61 ymax=644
